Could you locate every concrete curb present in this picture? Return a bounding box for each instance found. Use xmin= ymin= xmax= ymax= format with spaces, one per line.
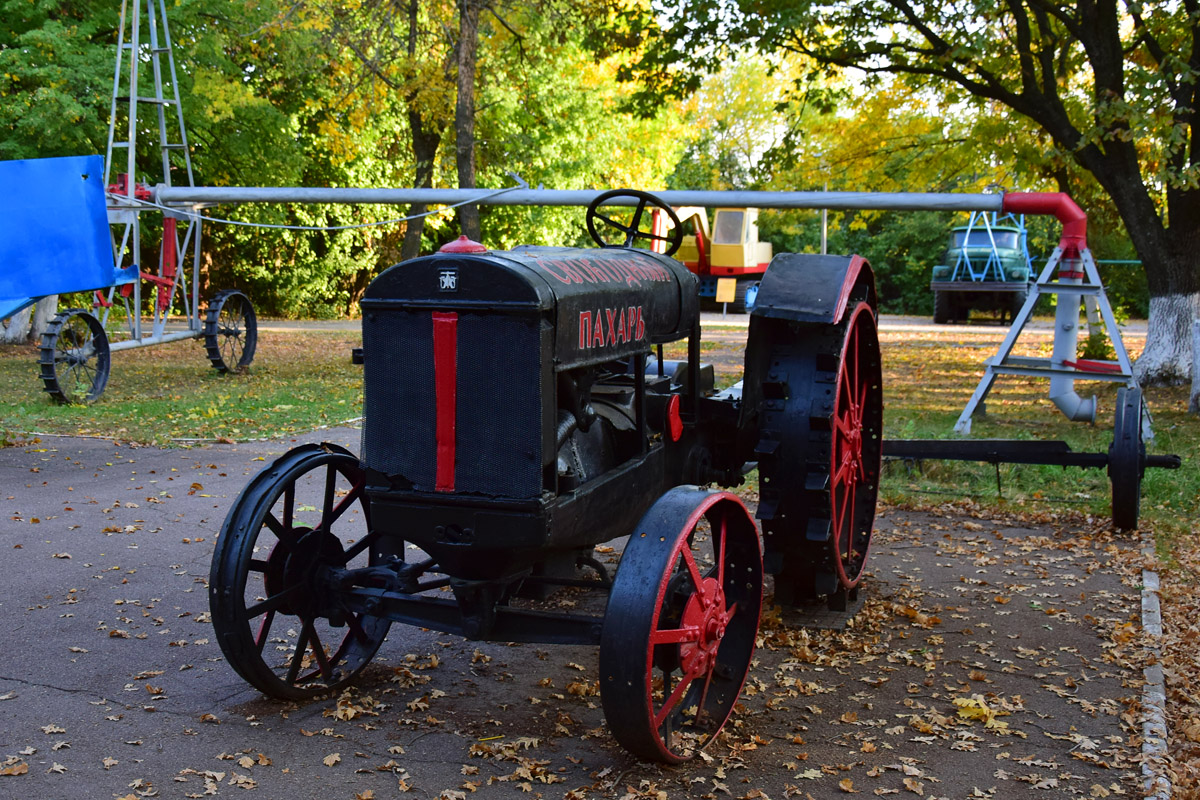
xmin=1142 ymin=529 xmax=1171 ymax=799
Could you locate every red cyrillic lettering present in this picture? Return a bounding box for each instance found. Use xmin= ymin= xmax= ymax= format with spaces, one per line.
xmin=579 ymin=311 xmax=591 ymax=349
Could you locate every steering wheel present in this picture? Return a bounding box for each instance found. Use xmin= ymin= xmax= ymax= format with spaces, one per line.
xmin=586 ymin=189 xmax=684 ymax=257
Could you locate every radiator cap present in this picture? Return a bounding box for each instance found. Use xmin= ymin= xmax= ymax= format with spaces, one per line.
xmin=439 ymin=235 xmax=487 ymax=254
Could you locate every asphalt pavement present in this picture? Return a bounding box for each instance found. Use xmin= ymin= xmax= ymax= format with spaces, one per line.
xmin=0 ymin=424 xmax=1146 ymax=799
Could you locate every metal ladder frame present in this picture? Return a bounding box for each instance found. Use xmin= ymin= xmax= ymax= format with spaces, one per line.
xmin=101 ymin=0 xmax=204 ymax=352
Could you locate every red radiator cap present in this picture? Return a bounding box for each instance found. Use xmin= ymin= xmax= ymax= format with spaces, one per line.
xmin=439 ymin=235 xmax=487 ymax=254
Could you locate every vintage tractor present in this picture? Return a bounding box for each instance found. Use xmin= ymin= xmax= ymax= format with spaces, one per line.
xmin=209 ymin=190 xmax=882 ymax=763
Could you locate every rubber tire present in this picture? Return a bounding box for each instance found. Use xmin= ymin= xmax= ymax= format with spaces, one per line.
xmin=39 ymin=309 xmax=111 ymax=405
xmin=1008 ymin=286 xmax=1029 ymax=324
xmin=933 ymin=290 xmax=953 ymax=324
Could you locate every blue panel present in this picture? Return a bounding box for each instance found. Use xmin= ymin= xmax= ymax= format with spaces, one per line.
xmin=0 ymin=155 xmax=135 ymax=319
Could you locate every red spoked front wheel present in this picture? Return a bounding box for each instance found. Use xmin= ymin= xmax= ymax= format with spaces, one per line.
xmin=600 ymin=488 xmax=762 ymax=763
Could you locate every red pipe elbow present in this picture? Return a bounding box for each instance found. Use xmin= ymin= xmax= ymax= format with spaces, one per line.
xmin=1001 ymin=192 xmax=1087 ymax=254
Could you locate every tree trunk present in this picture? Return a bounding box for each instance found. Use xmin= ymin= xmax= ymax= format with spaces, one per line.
xmin=401 ymin=116 xmax=445 ymax=261
xmin=1138 ymin=293 xmax=1200 ymax=386
xmin=454 ymin=0 xmax=482 ymax=242
xmin=31 ymin=296 xmax=58 ymax=340
xmin=400 ymin=0 xmax=445 ymax=262
xmin=1071 ymin=144 xmax=1199 ymax=385
xmin=1 ymin=306 xmax=33 ymax=344
xmin=1190 ymin=320 xmax=1200 ymax=414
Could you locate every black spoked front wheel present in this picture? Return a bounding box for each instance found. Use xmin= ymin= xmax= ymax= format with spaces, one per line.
xmin=600 ymin=488 xmax=762 ymax=763
xmin=39 ymin=309 xmax=111 ymax=404
xmin=204 ymin=290 xmax=257 ymax=373
xmin=209 ymin=443 xmax=395 ymax=700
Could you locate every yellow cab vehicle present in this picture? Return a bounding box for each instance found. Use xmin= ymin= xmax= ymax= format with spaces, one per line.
xmin=653 ymin=207 xmax=772 ymax=312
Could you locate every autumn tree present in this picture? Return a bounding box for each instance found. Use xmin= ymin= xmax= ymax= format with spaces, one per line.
xmin=620 ymin=0 xmax=1198 ymax=384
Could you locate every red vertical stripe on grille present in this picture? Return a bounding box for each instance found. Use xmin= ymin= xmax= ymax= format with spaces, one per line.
xmin=432 ymin=312 xmax=458 ymax=492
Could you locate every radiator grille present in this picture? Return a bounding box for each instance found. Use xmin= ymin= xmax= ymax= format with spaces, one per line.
xmin=362 ymin=309 xmax=543 ymax=498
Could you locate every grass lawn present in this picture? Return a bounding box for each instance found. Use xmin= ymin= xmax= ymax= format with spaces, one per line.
xmin=1 ymin=321 xmax=1193 ymax=546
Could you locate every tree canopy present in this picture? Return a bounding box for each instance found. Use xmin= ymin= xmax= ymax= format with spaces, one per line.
xmin=612 ymin=0 xmax=1198 ymax=382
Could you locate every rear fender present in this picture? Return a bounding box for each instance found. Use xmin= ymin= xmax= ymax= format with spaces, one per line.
xmin=737 ymin=253 xmax=877 ymax=459
xmin=749 ymin=253 xmax=875 ymax=325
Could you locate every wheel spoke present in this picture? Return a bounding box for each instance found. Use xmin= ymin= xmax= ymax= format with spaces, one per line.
xmin=649 ymin=624 xmax=702 ymax=646
xmin=325 ymin=478 xmax=364 ymax=531
xmin=285 ymin=620 xmax=313 ymax=684
xmin=339 ymin=527 xmax=380 ymax=565
xmin=320 ymin=464 xmax=338 ymax=531
xmin=306 ymin=625 xmax=333 ymax=681
xmin=244 ymin=584 xmax=302 ymax=620
xmin=653 ymin=666 xmax=702 ymax=729
xmin=680 ymin=547 xmax=707 ymax=605
xmin=835 ymin=478 xmax=855 ymax=548
xmin=263 ymin=512 xmax=290 ymax=540
xmin=715 ymin=513 xmax=727 ymax=587
xmin=253 ymin=610 xmax=276 ymax=653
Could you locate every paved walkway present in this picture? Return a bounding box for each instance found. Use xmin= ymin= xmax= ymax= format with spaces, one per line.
xmin=257 ymin=313 xmax=1149 ymax=338
xmin=0 ymin=428 xmax=1144 ymax=798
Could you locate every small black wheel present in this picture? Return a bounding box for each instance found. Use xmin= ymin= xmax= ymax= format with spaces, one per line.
xmin=1108 ymin=387 xmax=1145 ymax=530
xmin=932 ymin=290 xmax=952 ymax=324
xmin=209 ymin=443 xmax=396 ymax=699
xmin=586 ymin=189 xmax=683 ymax=256
xmin=600 ymin=488 xmax=762 ymax=763
xmin=204 ymin=290 xmax=257 ymax=373
xmin=39 ymin=309 xmax=111 ymax=404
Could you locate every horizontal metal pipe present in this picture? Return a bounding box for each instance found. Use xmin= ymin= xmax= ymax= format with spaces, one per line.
xmin=108 ymin=329 xmax=202 ymax=352
xmin=155 ymin=185 xmax=1006 ymax=212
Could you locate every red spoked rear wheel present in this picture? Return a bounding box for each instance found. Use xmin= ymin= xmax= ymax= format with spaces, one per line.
xmin=600 ymin=488 xmax=762 ymax=763
xmin=829 ymin=301 xmax=882 ymax=588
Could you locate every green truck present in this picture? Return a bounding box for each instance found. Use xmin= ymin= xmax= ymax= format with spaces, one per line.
xmin=930 ymin=212 xmax=1034 ymax=324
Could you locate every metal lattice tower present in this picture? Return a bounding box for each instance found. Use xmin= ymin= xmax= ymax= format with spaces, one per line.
xmin=102 ymin=0 xmax=201 ymax=341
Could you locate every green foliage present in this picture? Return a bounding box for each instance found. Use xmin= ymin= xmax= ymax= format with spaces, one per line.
xmin=0 ymin=0 xmax=117 ymax=159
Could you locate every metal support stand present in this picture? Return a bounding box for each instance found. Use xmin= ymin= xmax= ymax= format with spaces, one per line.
xmin=954 ymin=246 xmax=1149 ymax=439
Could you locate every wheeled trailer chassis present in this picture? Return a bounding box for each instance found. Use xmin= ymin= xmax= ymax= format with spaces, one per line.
xmin=209 ymin=191 xmax=883 ymax=763
xmin=0 ymin=155 xmax=259 ymax=404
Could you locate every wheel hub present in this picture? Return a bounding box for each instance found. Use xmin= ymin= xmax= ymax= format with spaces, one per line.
xmin=278 ymin=529 xmax=346 ymax=619
xmin=679 ymin=577 xmax=728 ymax=674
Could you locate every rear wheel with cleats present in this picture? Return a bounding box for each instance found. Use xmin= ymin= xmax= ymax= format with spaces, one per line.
xmin=752 ymin=300 xmax=883 ymax=604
